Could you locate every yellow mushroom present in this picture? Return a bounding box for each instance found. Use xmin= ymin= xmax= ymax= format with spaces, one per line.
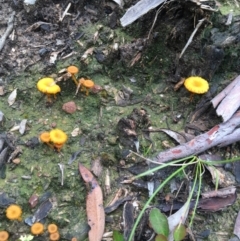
xmin=49 ymin=129 xmax=68 ymax=152
xmin=37 ymin=78 xmax=61 ymax=102
xmin=184 ymin=76 xmax=209 ymax=101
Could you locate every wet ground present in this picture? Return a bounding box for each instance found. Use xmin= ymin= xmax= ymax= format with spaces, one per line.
xmin=0 ymin=0 xmax=240 ymax=240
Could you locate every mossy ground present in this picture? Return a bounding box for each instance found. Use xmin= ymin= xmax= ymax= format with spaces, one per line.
xmin=0 ymin=2 xmax=240 ymax=240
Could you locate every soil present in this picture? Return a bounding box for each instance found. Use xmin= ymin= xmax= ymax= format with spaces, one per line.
xmin=0 ymin=0 xmax=240 ymax=240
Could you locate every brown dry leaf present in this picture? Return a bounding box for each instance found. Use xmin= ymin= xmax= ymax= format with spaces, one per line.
xmin=0 ymin=86 xmax=5 ymax=95
xmin=205 ymin=165 xmax=235 ymax=187
xmin=198 ymin=192 xmax=237 ymax=212
xmin=79 ymin=163 xmax=105 ymax=241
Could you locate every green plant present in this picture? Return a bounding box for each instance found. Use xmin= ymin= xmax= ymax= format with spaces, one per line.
xmin=127 ymin=154 xmax=239 ymax=241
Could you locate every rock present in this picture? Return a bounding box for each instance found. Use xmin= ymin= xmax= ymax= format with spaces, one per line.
xmin=28 ymin=194 xmax=38 ymax=209
xmin=62 ymin=101 xmax=77 ymax=114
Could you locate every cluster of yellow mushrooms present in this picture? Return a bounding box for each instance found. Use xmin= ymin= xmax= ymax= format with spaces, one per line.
xmin=36 ymin=65 xmax=95 ymax=103
xmin=36 ymin=65 xmax=97 ymax=152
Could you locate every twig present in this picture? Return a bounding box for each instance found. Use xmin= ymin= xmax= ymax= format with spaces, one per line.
xmin=60 ymin=3 xmax=71 ymax=22
xmin=179 ymin=18 xmax=206 ymax=59
xmin=58 ymin=163 xmax=65 ymax=186
xmin=0 ymin=11 xmax=15 ymax=52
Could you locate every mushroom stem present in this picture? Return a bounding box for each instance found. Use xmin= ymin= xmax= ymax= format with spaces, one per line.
xmin=85 ymin=88 xmax=90 ymax=96
xmin=54 ymin=143 xmax=64 ymax=152
xmin=71 ymin=74 xmax=78 ymax=85
xmin=45 ymin=142 xmax=54 ymax=149
xmin=47 ymin=94 xmax=52 ymax=103
xmin=190 ymin=93 xmax=194 ymax=102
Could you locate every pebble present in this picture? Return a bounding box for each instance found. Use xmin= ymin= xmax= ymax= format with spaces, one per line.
xmin=12 ymin=158 xmax=21 ymax=164
xmin=62 ymin=101 xmax=77 ymax=114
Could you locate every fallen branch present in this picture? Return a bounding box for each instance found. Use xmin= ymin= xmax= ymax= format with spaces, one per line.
xmin=155 ymin=111 xmax=240 ymax=163
xmin=0 ymin=11 xmax=15 ymax=52
xmin=211 ymin=75 xmax=240 ymax=122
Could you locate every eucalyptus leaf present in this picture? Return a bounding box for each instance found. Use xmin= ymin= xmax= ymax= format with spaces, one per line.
xmin=173 ymin=224 xmax=186 ymax=241
xmin=149 ymin=208 xmax=169 ymax=237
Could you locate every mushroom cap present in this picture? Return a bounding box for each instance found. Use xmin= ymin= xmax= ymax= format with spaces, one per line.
xmin=48 ymin=224 xmax=58 ymax=234
xmin=49 ymin=232 xmax=60 ymax=241
xmin=83 ymin=79 xmax=94 ymax=88
xmin=0 ymin=231 xmax=9 ymax=241
xmin=39 ymin=132 xmax=50 ymax=143
xmin=37 ymin=78 xmax=61 ymax=95
xmin=6 ymin=204 xmax=22 ymax=221
xmin=67 ymin=66 xmax=79 ymax=74
xmin=184 ymin=76 xmax=209 ymax=94
xmin=31 ymin=222 xmax=44 ymax=235
xmin=49 ymin=129 xmax=68 ymax=145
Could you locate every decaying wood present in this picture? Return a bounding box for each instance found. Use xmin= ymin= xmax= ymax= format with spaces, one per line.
xmin=201 ymin=186 xmax=236 ymax=199
xmin=0 ymin=11 xmax=15 ymax=52
xmin=155 ymin=111 xmax=240 ymax=163
xmin=79 ymin=163 xmax=105 ymax=241
xmin=211 ymin=75 xmax=240 ymax=122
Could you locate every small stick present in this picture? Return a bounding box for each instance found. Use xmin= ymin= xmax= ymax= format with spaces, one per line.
xmin=60 ymin=3 xmax=71 ymax=22
xmin=58 ymin=163 xmax=65 ymax=186
xmin=0 ymin=11 xmax=15 ymax=52
xmin=179 ymin=18 xmax=206 ymax=59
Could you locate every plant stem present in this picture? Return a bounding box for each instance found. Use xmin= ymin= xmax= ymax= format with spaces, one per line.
xmin=128 ymin=157 xmax=196 ymax=241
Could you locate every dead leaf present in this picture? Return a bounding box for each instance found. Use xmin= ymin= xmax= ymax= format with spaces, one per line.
xmin=91 ymin=157 xmax=102 ymax=177
xmin=205 ymin=165 xmax=235 ymax=187
xmin=81 ymin=47 xmax=94 ymax=61
xmin=71 ymin=127 xmax=81 ymax=137
xmin=8 ymin=89 xmax=17 ymax=106
xmin=168 ymin=201 xmax=189 ymax=241
xmin=79 ymin=163 xmax=105 ymax=241
xmin=49 ymin=51 xmax=59 ymax=64
xmin=159 ymin=128 xmax=187 ymax=144
xmin=0 ymin=86 xmax=5 ymax=95
xmin=198 ymin=192 xmax=236 ymax=212
xmin=19 ymin=119 xmax=27 ymax=135
xmin=201 ymin=186 xmax=236 ymax=199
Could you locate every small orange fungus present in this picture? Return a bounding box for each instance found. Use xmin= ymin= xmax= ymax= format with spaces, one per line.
xmin=47 ymin=224 xmax=58 ymax=234
xmin=31 ymin=222 xmax=44 ymax=235
xmin=67 ymin=66 xmax=79 ymax=85
xmin=49 ymin=232 xmax=60 ymax=241
xmin=6 ymin=204 xmax=22 ymax=221
xmin=39 ymin=132 xmax=53 ymax=149
xmin=49 ymin=129 xmax=68 ymax=151
xmin=37 ymin=77 xmax=61 ymax=102
xmin=79 ymin=78 xmax=95 ymax=96
xmin=39 ymin=132 xmax=50 ymax=143
xmin=71 ymin=238 xmax=78 ymax=241
xmin=0 ymin=231 xmax=9 ymax=241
